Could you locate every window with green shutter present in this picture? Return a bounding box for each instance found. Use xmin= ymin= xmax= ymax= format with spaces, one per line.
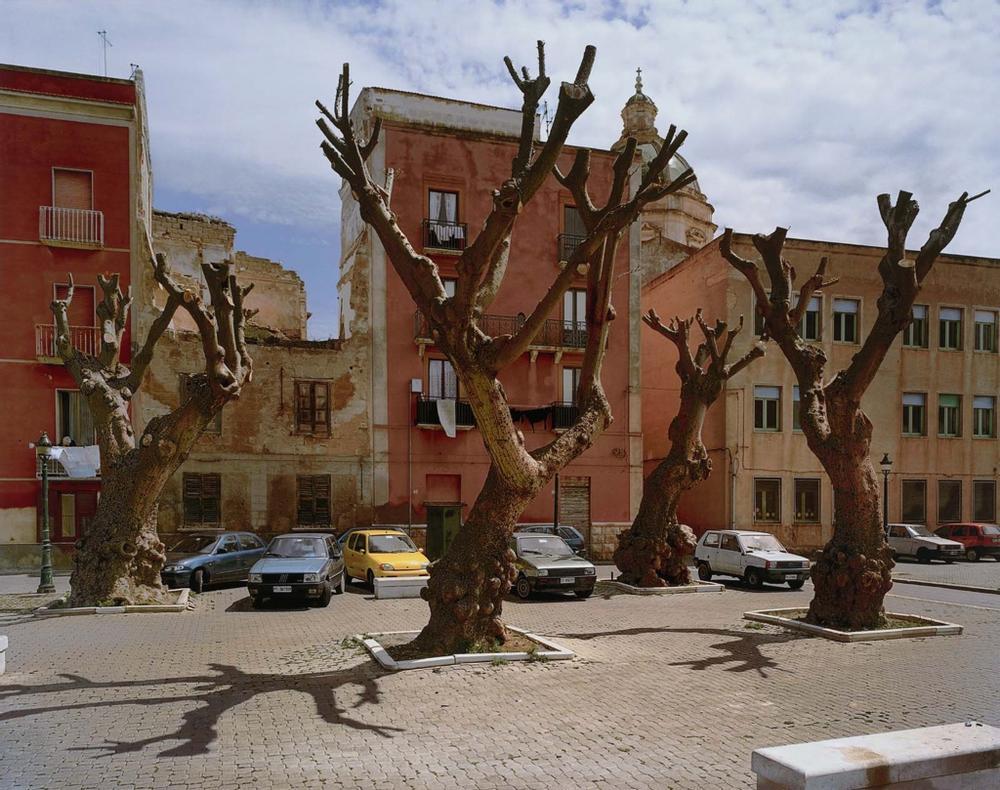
xmin=297 ymin=475 xmax=332 ymax=527
xmin=183 ymin=473 xmax=221 ymax=526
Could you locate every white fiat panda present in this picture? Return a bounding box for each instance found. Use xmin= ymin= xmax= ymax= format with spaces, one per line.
xmin=694 ymin=530 xmax=811 ymax=589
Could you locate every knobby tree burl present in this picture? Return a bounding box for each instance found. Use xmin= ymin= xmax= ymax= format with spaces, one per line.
xmin=317 ymin=42 xmax=697 ymax=653
xmin=723 ymin=189 xmax=986 ymax=629
xmin=614 ymin=310 xmax=764 ymax=587
xmin=51 ymin=251 xmax=253 ymax=606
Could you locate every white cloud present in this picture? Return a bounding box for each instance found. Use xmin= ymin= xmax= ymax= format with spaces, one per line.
xmin=3 ymin=0 xmax=997 ymax=261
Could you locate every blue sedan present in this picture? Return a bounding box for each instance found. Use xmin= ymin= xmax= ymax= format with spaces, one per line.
xmin=161 ymin=532 xmax=267 ymax=593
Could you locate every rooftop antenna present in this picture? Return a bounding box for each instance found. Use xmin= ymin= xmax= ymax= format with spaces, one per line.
xmin=97 ymin=30 xmax=113 ymax=76
xmin=542 ymin=100 xmax=552 ymax=136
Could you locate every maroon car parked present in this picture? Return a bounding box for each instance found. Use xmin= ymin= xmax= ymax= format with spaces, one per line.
xmin=935 ymin=523 xmax=1000 ymax=562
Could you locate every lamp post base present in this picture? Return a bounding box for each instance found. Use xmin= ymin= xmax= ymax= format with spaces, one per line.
xmin=36 ymin=582 xmax=56 ymax=594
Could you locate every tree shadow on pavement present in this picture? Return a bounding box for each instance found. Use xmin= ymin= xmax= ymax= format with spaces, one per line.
xmin=0 ymin=660 xmax=404 ymax=757
xmin=552 ymin=625 xmax=807 ymax=677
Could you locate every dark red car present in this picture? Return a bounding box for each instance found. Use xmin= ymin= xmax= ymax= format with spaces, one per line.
xmin=935 ymin=523 xmax=1000 ymax=562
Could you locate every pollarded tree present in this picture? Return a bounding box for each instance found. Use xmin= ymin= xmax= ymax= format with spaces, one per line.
xmin=317 ymin=43 xmax=697 ymax=654
xmin=722 ymin=189 xmax=986 ymax=629
xmin=614 ymin=309 xmax=764 ymax=587
xmin=51 ymin=252 xmax=253 ymax=606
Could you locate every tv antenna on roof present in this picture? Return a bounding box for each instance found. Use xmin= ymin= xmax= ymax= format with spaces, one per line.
xmin=97 ymin=30 xmax=113 ymax=76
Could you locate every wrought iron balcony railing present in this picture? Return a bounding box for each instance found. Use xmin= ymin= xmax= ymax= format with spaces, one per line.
xmin=39 ymin=206 xmax=105 ymax=247
xmin=551 ymin=401 xmax=580 ymax=430
xmin=414 ymin=311 xmax=587 ymax=351
xmin=423 ymin=219 xmax=467 ymax=252
xmin=415 ymin=395 xmax=476 ymax=428
xmin=36 ymin=324 xmax=101 ymax=360
xmin=36 ymin=451 xmax=101 ymax=480
xmin=558 ymin=233 xmax=586 ymax=262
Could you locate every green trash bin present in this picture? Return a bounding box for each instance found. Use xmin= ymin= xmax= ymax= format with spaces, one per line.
xmin=425 ymin=502 xmax=462 ymax=562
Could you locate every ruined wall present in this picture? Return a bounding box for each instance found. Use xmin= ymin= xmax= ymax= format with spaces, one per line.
xmin=234 ymin=251 xmax=308 ymax=340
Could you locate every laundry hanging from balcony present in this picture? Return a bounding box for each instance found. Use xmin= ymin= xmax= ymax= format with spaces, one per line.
xmin=49 ymin=445 xmax=101 ymax=478
xmin=436 ymin=399 xmax=458 ymax=438
xmin=509 ymin=405 xmax=553 ymax=431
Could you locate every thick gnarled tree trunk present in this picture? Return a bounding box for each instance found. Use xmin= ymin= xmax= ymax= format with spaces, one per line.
xmin=723 ymin=188 xmax=985 ymax=629
xmin=53 ymin=254 xmax=253 ymax=607
xmin=317 ymin=45 xmax=699 ymax=653
xmin=615 ymin=310 xmax=762 ymax=587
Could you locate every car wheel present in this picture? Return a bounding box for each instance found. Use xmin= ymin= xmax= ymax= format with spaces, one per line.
xmin=514 ymin=575 xmax=532 ymax=600
xmin=366 ymin=570 xmax=375 ymax=590
xmin=335 ymin=572 xmax=346 ymax=594
xmin=916 ymin=548 xmax=931 ymax=564
xmin=966 ymin=548 xmax=981 ymax=562
xmin=697 ymin=562 xmax=713 ymax=581
xmin=745 ymin=568 xmax=764 ymax=589
xmin=787 ymin=580 xmax=805 ymax=590
xmin=318 ymin=584 xmax=333 ymax=607
xmin=250 ymin=594 xmax=263 ymax=609
xmin=190 ymin=569 xmax=204 ymax=594
xmin=574 ymin=589 xmax=593 ymax=599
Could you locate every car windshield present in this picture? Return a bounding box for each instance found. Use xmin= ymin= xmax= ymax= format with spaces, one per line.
xmin=265 ymin=537 xmax=327 ymax=558
xmin=169 ymin=535 xmax=217 ymax=554
xmin=983 ymin=525 xmax=1000 ymax=535
xmin=517 ymin=536 xmax=573 ymax=557
xmin=907 ymin=525 xmax=934 ymax=537
xmin=368 ymin=534 xmax=417 ymax=553
xmin=741 ymin=534 xmax=786 ymax=552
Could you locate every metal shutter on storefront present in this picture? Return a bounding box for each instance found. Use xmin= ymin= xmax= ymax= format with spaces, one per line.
xmin=559 ymin=476 xmax=591 ymax=544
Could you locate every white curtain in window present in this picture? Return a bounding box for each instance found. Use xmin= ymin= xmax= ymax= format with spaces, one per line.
xmin=902 ymin=393 xmax=925 ymax=406
xmin=974 ymin=310 xmax=996 ymax=324
xmin=792 ymin=386 xmax=800 ymax=403
xmin=912 ymin=305 xmax=927 ymax=319
xmin=833 ymin=298 xmax=859 ymax=314
xmin=974 ymin=396 xmax=994 ymax=410
xmin=754 ymin=385 xmax=780 ymax=399
xmin=940 ymin=307 xmax=962 ymax=321
xmin=429 ymin=191 xmax=457 ymax=223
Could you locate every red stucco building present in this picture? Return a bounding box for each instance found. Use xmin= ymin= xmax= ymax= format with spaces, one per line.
xmin=0 ymin=64 xmax=152 ymax=553
xmin=338 ymin=88 xmax=645 ymax=557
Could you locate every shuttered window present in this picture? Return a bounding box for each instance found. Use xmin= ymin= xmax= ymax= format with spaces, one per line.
xmin=183 ymin=473 xmax=221 ymax=526
xmin=295 ymin=381 xmax=331 ymax=435
xmin=297 ymin=475 xmax=332 ymax=527
xmin=53 ymin=169 xmax=93 ymax=209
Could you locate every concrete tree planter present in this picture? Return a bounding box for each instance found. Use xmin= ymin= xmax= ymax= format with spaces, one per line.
xmin=359 ymin=626 xmax=574 ymax=671
xmin=743 ymin=608 xmax=962 ymax=642
xmin=598 ymin=579 xmax=724 ymax=595
xmin=0 ymin=635 xmax=7 ymax=675
xmin=34 ymin=588 xmax=191 ymax=617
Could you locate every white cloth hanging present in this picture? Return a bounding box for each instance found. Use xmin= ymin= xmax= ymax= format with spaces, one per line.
xmin=436 ymin=399 xmax=457 ymax=438
xmin=49 ymin=445 xmax=101 ymax=478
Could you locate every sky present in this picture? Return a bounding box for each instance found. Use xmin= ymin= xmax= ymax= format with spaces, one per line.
xmin=3 ymin=0 xmax=998 ymax=338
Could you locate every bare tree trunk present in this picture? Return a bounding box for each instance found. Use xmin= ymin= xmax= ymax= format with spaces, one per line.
xmin=413 ymin=467 xmax=533 ymax=653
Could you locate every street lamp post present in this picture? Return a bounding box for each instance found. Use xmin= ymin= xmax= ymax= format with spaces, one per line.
xmin=880 ymin=453 xmax=893 ymax=533
xmin=36 ymin=431 xmax=56 ymax=593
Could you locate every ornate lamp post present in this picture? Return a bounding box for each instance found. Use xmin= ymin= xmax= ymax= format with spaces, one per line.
xmin=880 ymin=453 xmax=893 ymax=533
xmin=36 ymin=431 xmax=56 ymax=594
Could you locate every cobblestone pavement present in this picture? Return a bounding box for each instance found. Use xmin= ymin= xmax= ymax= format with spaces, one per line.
xmin=1 ymin=575 xmax=998 ymax=789
xmin=892 ymin=555 xmax=1000 ymax=590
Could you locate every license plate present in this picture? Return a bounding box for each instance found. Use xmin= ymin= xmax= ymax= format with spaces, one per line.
xmin=787 ymin=574 xmax=801 ymax=580
xmin=560 ymin=577 xmax=573 ymax=585
xmin=272 ymin=585 xmax=292 ymax=593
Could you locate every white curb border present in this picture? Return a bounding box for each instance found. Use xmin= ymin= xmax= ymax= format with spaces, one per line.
xmin=359 ymin=626 xmax=574 ymax=671
xmin=34 ymin=588 xmax=191 ymax=617
xmin=598 ymin=579 xmax=725 ymax=595
xmin=743 ymin=607 xmax=962 ymax=642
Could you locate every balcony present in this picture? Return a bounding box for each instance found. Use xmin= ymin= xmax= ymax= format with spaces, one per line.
xmin=558 ymin=233 xmax=586 ymax=263
xmin=415 ymin=395 xmax=476 ymax=430
xmin=423 ymin=219 xmax=467 ymax=252
xmin=551 ymin=402 xmax=580 ymax=431
xmin=36 ymin=324 xmax=101 ymax=362
xmin=39 ymin=206 xmax=105 ymax=248
xmin=414 ymin=311 xmax=587 ymax=362
xmin=37 ymin=450 xmax=101 ymax=480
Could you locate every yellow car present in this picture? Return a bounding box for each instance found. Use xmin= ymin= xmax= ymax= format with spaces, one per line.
xmin=342 ymin=529 xmax=430 ymax=587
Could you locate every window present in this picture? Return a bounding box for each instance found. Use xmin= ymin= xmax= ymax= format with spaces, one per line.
xmin=888 ymin=525 xmax=909 ymax=538
xmin=901 ymin=479 xmax=926 ymax=523
xmin=938 ymin=394 xmax=961 ymax=437
xmin=720 ymin=534 xmax=740 ymax=551
xmin=754 ymin=386 xmax=781 ymax=431
xmin=903 ymin=304 xmax=929 ymax=348
xmin=426 ymin=190 xmax=463 ymax=250
xmin=60 ymin=493 xmax=76 ymax=539
xmin=792 ymin=386 xmax=802 ymax=431
xmin=753 ymin=294 xmax=770 ymax=337
xmin=794 ymin=479 xmax=820 ymax=522
xmin=217 ymin=535 xmax=239 ymax=554
xmin=974 ymin=310 xmax=996 ymax=352
xmin=295 ymin=380 xmax=331 ymax=435
xmin=973 ymin=396 xmax=995 ymax=438
xmin=559 ymin=206 xmax=586 ymax=260
xmin=939 ymin=307 xmax=963 ymax=350
xmin=428 ymin=358 xmax=458 ymax=399
xmin=179 ymin=374 xmax=222 ymax=434
xmin=902 ymin=393 xmax=926 ymax=436
xmin=52 ymin=168 xmax=93 ymax=209
xmin=56 ymin=390 xmax=95 ymax=446
xmin=754 ymin=478 xmax=781 ymax=522
xmin=441 ymin=278 xmax=457 ymax=298
xmin=564 ymin=289 xmax=586 ymax=330
xmin=297 ymin=475 xmax=331 ymax=527
xmin=703 ymin=533 xmax=720 ymax=547
xmin=796 ymin=295 xmax=821 ymax=341
xmin=183 ymin=473 xmax=221 ymax=526
xmin=938 ymin=480 xmax=962 ymax=523
xmin=832 ymin=298 xmax=859 ymax=343
xmin=562 ymin=367 xmax=581 ymax=404
xmin=974 ymin=480 xmax=996 ymax=522
xmin=238 ymin=534 xmax=263 ymax=551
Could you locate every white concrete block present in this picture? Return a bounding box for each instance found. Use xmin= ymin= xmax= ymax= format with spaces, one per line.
xmin=752 ymin=722 xmax=1000 ymax=788
xmin=373 ymin=576 xmax=428 ymax=599
xmin=0 ymin=635 xmax=7 ymax=675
